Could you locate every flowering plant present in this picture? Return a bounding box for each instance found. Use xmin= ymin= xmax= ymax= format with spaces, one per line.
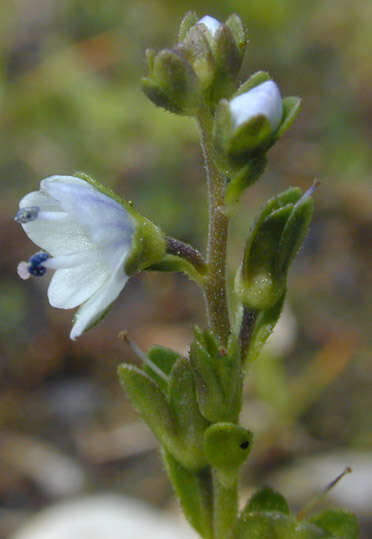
xmin=16 ymin=12 xmax=358 ymax=539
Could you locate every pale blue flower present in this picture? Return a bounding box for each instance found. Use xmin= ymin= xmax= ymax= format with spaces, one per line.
xmin=16 ymin=175 xmax=135 ymax=339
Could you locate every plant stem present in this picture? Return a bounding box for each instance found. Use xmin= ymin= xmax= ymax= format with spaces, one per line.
xmin=213 ymin=470 xmax=238 ymax=539
xmin=198 ymin=107 xmax=230 ymax=346
xmin=239 ymin=307 xmax=257 ymax=360
xmin=166 ymin=236 xmax=207 ymax=274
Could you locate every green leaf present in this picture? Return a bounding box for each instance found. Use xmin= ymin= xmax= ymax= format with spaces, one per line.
xmin=169 ymin=358 xmax=209 ymax=469
xmin=228 ymin=114 xmax=272 ymax=159
xmin=152 ymin=48 xmax=201 ymax=114
xmin=276 ymin=96 xmax=302 ymax=139
xmin=233 ymin=512 xmax=329 ymax=538
xmin=242 ymin=187 xmax=303 ymax=268
xmin=244 ymin=292 xmax=285 ymax=364
xmin=211 ymin=24 xmax=241 ymax=101
xmin=178 ymin=11 xmax=199 ymax=42
xmin=245 ymin=487 xmax=290 ymax=515
xmin=310 ymin=509 xmax=359 ymax=538
xmin=277 ymin=190 xmax=313 ymax=276
xmin=190 ymin=330 xmax=242 ymax=422
xmin=190 ymin=338 xmax=226 ymax=422
xmin=225 ymin=13 xmax=246 ymax=49
xmin=233 ymin=512 xmax=277 ymax=539
xmin=118 ymin=363 xmax=177 ymax=448
xmin=142 ymin=76 xmax=182 ymax=114
xmin=143 ymin=345 xmax=180 ymax=394
xmin=234 ymin=71 xmax=271 ymax=97
xmin=162 ymin=449 xmax=213 ymax=539
xmin=224 ymin=155 xmax=267 ymax=213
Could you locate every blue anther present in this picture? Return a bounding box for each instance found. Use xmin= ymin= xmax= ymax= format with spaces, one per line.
xmin=14 ymin=206 xmax=40 ymax=224
xmin=28 ymin=251 xmax=49 ymax=277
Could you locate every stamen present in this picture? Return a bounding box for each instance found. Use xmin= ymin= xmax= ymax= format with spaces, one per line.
xmin=28 ymin=251 xmax=49 ymax=277
xmin=17 ymin=262 xmax=31 ymax=280
xmin=44 ymin=250 xmax=97 ymax=269
xmin=301 ymin=179 xmax=320 ymax=201
xmin=15 ymin=207 xmax=68 ymax=224
xmin=15 ymin=206 xmax=40 ymax=223
xmin=119 ymin=331 xmax=169 ymax=383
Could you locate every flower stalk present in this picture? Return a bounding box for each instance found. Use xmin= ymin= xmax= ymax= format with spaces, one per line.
xmin=198 ymin=106 xmax=230 ymax=346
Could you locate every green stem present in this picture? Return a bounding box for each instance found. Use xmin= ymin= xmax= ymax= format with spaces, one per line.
xmin=198 ymin=107 xmax=230 ymax=346
xmin=213 ymin=470 xmax=238 ymax=539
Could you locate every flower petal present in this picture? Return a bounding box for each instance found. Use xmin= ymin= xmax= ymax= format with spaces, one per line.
xmin=41 ymin=176 xmax=135 ymax=247
xmin=198 ymin=15 xmax=222 ymax=37
xmin=47 ymin=258 xmax=108 ymax=309
xmin=70 ymin=258 xmax=129 ymax=340
xmin=230 ymin=80 xmax=283 ymax=131
xmin=19 ymin=190 xmax=92 ymax=256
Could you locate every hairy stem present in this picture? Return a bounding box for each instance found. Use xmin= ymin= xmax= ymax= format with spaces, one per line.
xmin=198 ymin=107 xmax=230 ymax=346
xmin=166 ymin=236 xmax=207 ymax=274
xmin=213 ymin=470 xmax=238 ymax=539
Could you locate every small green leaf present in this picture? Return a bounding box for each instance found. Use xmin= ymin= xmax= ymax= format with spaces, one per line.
xmin=233 ymin=512 xmax=329 ymax=539
xmin=190 ymin=330 xmax=242 ymax=422
xmin=143 ymin=345 xmax=180 ymax=393
xmin=225 ymin=155 xmax=267 ymax=212
xmin=211 ymin=25 xmax=241 ymax=101
xmin=234 ymin=71 xmax=271 ymax=97
xmin=118 ymin=363 xmax=177 ymax=447
xmin=310 ymin=509 xmax=359 ymax=538
xmin=183 ymin=24 xmax=215 ymax=88
xmin=277 ymin=190 xmax=313 ymax=276
xmin=276 ymin=96 xmax=302 ymax=139
xmin=145 ymin=48 xmax=156 ymax=71
xmin=190 ymin=338 xmax=225 ymax=422
xmin=228 ymin=114 xmax=272 ymax=159
xmin=152 ymin=48 xmax=201 ymax=114
xmin=244 ymin=292 xmax=285 ymax=364
xmin=178 ymin=11 xmax=199 ymax=42
xmin=245 ymin=487 xmax=290 ymax=515
xmin=142 ymin=76 xmax=182 ymax=114
xmin=213 ymin=98 xmax=234 ymax=163
xmin=233 ymin=512 xmax=278 ymax=539
xmin=162 ymin=449 xmax=213 ymax=539
xmin=225 ymin=13 xmax=246 ymax=49
xmin=169 ymin=358 xmax=209 ymax=469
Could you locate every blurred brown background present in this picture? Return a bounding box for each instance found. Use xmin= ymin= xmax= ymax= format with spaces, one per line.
xmin=1 ymin=0 xmax=371 ymax=537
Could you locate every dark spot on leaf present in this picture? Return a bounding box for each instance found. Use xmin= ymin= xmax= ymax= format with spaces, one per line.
xmin=240 ymin=440 xmax=250 ymax=449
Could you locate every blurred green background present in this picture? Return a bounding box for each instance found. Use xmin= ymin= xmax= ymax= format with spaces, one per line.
xmin=1 ymin=0 xmax=371 ymax=537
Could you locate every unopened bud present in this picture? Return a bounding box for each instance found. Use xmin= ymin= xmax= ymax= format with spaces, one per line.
xmin=229 ymin=80 xmax=282 ymax=132
xmin=235 ymin=187 xmax=314 ymax=310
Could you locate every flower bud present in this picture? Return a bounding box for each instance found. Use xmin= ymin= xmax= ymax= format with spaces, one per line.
xmin=178 ymin=13 xmax=247 ymax=103
xmin=235 ymin=186 xmax=314 ymax=311
xmin=198 ymin=15 xmax=222 ymax=40
xmin=214 ymin=79 xmax=284 ymax=164
xmin=230 ymin=80 xmax=282 ymax=132
xmin=142 ymin=48 xmax=201 ymax=115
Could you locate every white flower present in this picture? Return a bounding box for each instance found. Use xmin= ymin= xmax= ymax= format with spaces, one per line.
xmin=197 ymin=15 xmax=222 ymax=38
xmin=229 ymin=80 xmax=283 ymax=132
xmin=15 ymin=175 xmax=135 ymax=340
